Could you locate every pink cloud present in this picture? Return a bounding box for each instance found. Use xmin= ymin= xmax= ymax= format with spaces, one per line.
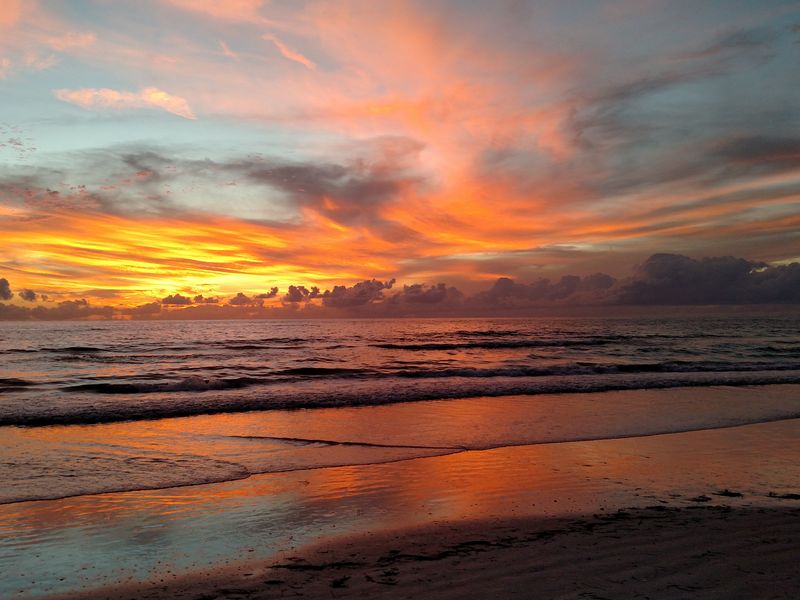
xmin=219 ymin=40 xmax=238 ymax=61
xmin=0 ymin=57 xmax=11 ymax=79
xmin=263 ymin=34 xmax=316 ymax=70
xmin=0 ymin=0 xmax=21 ymax=30
xmin=54 ymin=87 xmax=197 ymax=120
xmin=167 ymin=0 xmax=268 ymax=23
xmin=23 ymin=52 xmax=58 ymax=71
xmin=46 ymin=31 xmax=97 ymax=51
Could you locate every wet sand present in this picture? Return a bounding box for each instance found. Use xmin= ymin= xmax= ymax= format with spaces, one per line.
xmin=35 ymin=416 xmax=800 ymax=600
xmin=68 ymin=504 xmax=800 ymax=599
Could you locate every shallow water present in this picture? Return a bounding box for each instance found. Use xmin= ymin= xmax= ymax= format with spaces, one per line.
xmin=2 ymin=385 xmax=800 ymax=504
xmin=1 ymin=417 xmax=798 ymax=599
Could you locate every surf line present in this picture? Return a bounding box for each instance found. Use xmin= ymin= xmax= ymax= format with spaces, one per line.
xmin=225 ymin=434 xmax=467 ymax=451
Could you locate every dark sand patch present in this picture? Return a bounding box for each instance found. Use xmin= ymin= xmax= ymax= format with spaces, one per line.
xmin=56 ymin=502 xmax=800 ymax=599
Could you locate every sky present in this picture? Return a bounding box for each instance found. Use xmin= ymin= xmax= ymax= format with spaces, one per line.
xmin=0 ymin=0 xmax=799 ymax=318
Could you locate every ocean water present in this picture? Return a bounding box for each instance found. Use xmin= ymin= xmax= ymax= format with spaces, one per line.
xmin=2 ymin=314 xmax=800 ymax=426
xmin=2 ymin=314 xmax=800 ymax=598
xmin=2 ymin=314 xmax=800 ymax=505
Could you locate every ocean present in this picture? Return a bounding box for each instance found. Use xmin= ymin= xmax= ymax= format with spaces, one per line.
xmin=3 ymin=314 xmax=800 ymax=426
xmin=2 ymin=313 xmax=800 ymax=597
xmin=2 ymin=313 xmax=800 ymax=505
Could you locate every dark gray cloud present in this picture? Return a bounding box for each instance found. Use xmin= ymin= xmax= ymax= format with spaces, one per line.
xmin=601 ymin=136 xmax=800 ymax=199
xmin=119 ymin=301 xmax=162 ymax=316
xmin=615 ymin=254 xmax=800 ymax=305
xmin=282 ymin=285 xmax=321 ymax=304
xmin=0 ymin=303 xmax=30 ymax=320
xmin=679 ymin=27 xmax=776 ymax=61
xmin=392 ymin=283 xmax=463 ymax=305
xmin=321 ymin=279 xmax=395 ymax=308
xmin=193 ymin=294 xmax=219 ymax=304
xmin=227 ymin=292 xmax=257 ymax=306
xmin=0 ymin=278 xmax=11 ymax=301
xmin=469 ymin=22 xmax=798 ymax=258
xmin=256 ymin=287 xmax=279 ymax=299
xmin=220 ymin=139 xmax=426 ymax=241
xmin=0 ymin=254 xmax=798 ymax=321
xmin=32 ymin=299 xmax=114 ymax=320
xmin=466 ymin=254 xmax=800 ymax=309
xmin=470 ymin=272 xmax=617 ymax=309
xmin=0 ymin=299 xmax=114 ymax=321
xmin=714 ymin=135 xmax=800 ymax=168
xmin=0 ymin=136 xmax=427 ymax=231
xmin=582 ymin=26 xmax=778 ymax=122
xmin=556 ymin=25 xmax=796 ymax=204
xmin=161 ymin=293 xmax=192 ymax=305
xmin=18 ymin=289 xmax=38 ymax=302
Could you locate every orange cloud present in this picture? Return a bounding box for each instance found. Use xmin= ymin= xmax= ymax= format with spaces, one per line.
xmin=54 ymin=87 xmax=197 ymax=119
xmin=0 ymin=0 xmax=21 ymax=30
xmin=2 ymin=0 xmax=797 ymax=310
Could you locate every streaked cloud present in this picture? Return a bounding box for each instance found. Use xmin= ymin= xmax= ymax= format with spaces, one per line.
xmin=0 ymin=1 xmax=797 ymax=313
xmin=219 ymin=40 xmax=239 ymax=61
xmin=54 ymin=87 xmax=196 ymax=119
xmin=262 ymin=34 xmax=316 ymax=70
xmin=167 ymin=0 xmax=267 ymax=23
xmin=45 ymin=31 xmax=96 ymax=51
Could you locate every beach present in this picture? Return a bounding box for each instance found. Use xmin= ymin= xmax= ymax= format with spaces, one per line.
xmin=5 ymin=0 xmax=800 ymax=596
xmin=72 ymin=504 xmax=800 ymax=599
xmin=3 ymin=400 xmax=799 ymax=599
xmin=2 ymin=317 xmax=799 ymax=598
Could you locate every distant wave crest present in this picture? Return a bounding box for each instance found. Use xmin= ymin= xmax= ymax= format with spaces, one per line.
xmin=7 ymin=369 xmax=800 ymax=427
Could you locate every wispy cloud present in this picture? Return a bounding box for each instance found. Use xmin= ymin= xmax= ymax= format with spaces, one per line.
xmin=45 ymin=31 xmax=96 ymax=51
xmin=167 ymin=0 xmax=266 ymax=23
xmin=263 ymin=34 xmax=316 ymax=70
xmin=54 ymin=87 xmax=196 ymax=119
xmin=219 ymin=40 xmax=238 ymax=61
xmin=2 ymin=1 xmax=799 ymax=307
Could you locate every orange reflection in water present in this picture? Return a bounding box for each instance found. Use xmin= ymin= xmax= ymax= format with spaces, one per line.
xmin=5 ymin=416 xmax=799 ymax=535
xmin=6 ymin=387 xmax=800 ymax=530
xmin=2 ymin=415 xmax=799 ymax=599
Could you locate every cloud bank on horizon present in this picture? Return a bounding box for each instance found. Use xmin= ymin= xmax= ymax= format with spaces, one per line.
xmin=1 ymin=253 xmax=799 ymax=320
xmin=0 ymin=0 xmax=799 ymax=313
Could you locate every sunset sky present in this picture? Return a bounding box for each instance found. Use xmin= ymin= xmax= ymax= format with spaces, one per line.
xmin=1 ymin=0 xmax=799 ymax=315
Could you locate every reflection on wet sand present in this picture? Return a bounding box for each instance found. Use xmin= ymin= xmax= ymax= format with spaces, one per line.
xmin=1 ymin=417 xmax=799 ymax=598
xmin=3 ymin=385 xmax=800 ymax=504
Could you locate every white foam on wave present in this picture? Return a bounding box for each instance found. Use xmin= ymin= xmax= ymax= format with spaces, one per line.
xmin=5 ymin=369 xmax=800 ymax=426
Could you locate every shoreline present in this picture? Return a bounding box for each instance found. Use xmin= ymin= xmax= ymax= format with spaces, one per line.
xmin=4 ymin=384 xmax=800 ymax=505
xmin=4 ymin=411 xmax=800 ymax=599
xmin=3 ymin=412 xmax=800 ymax=508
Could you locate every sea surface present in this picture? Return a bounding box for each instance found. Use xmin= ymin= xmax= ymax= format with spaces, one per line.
xmin=3 ymin=314 xmax=800 ymax=426
xmin=2 ymin=314 xmax=800 ymax=505
xmin=2 ymin=314 xmax=800 ymax=598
